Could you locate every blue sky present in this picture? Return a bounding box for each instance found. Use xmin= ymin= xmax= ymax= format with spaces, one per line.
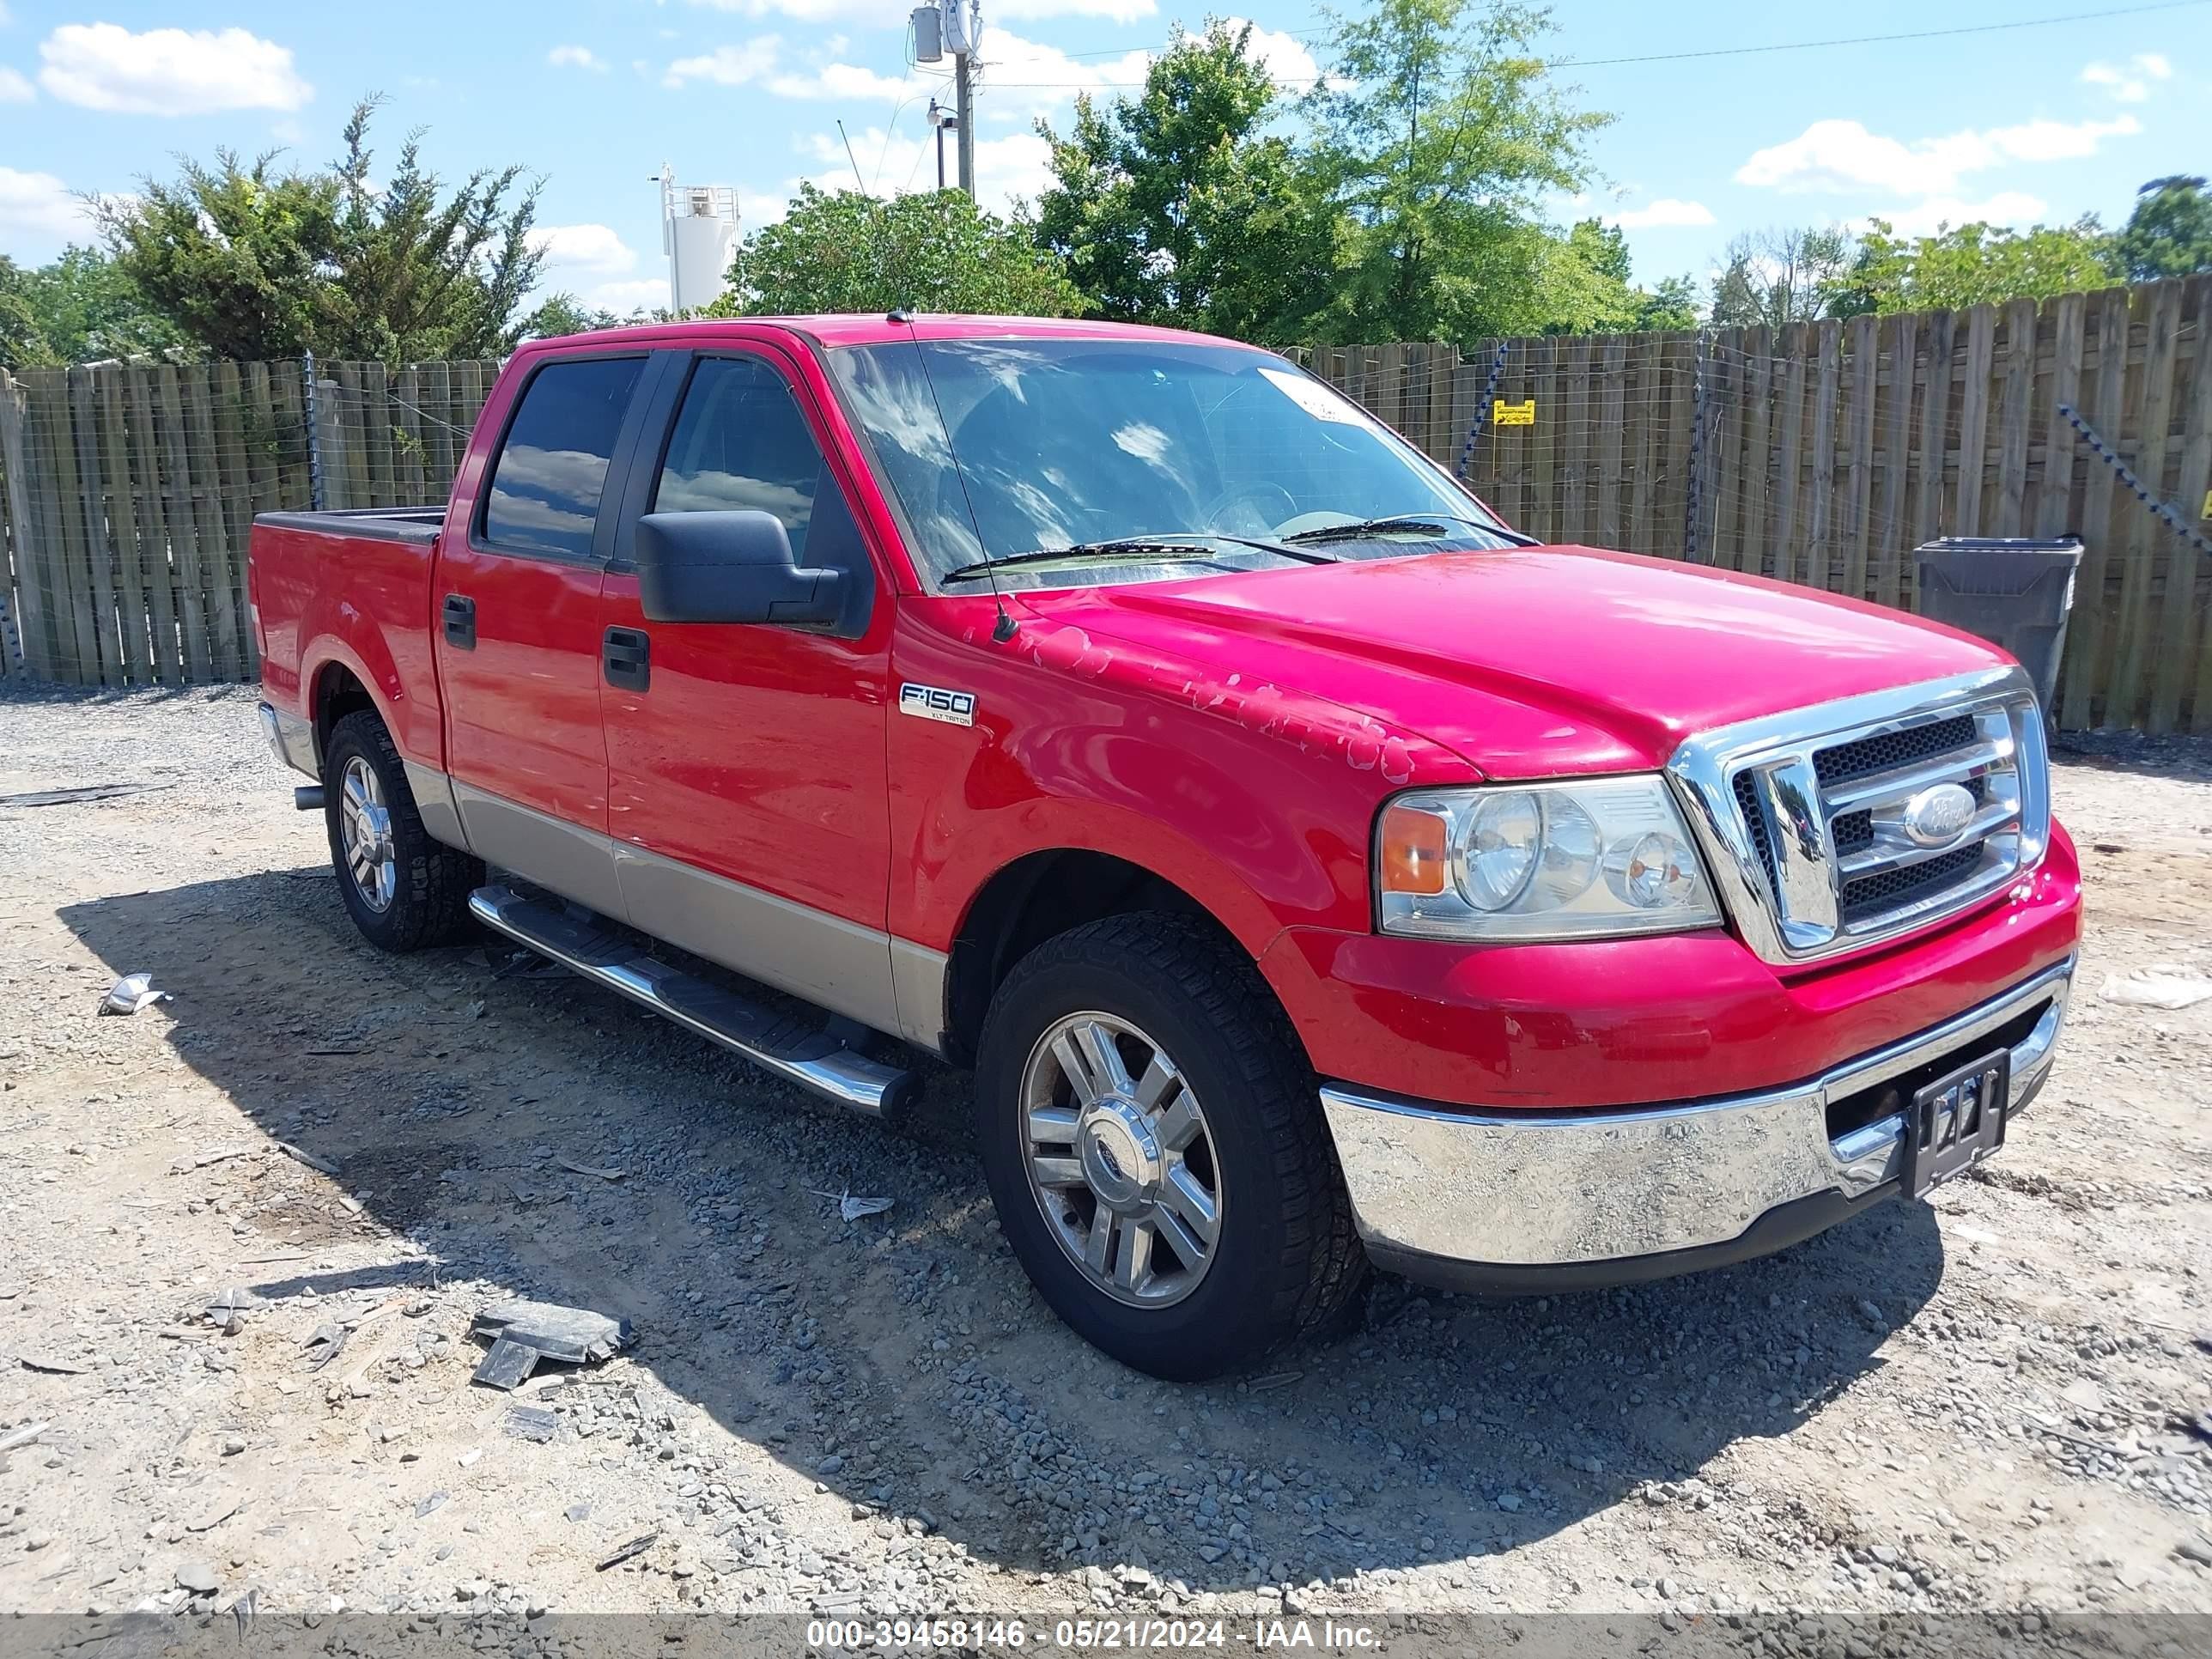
xmin=2 ymin=1 xmax=2207 ymax=316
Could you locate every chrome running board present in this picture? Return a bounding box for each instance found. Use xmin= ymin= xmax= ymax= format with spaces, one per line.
xmin=468 ymin=884 xmax=914 ymax=1119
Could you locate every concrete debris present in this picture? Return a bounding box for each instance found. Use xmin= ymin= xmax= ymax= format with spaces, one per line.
xmin=503 ymin=1406 xmax=559 ymax=1443
xmin=19 ymin=1353 xmax=86 ymax=1375
xmin=185 ymin=1494 xmax=241 ymax=1533
xmin=471 ymin=1298 xmax=631 ymax=1364
xmin=275 ymin=1139 xmax=340 ymax=1176
xmin=811 ymin=1186 xmax=895 ymax=1222
xmin=594 ymin=1532 xmax=658 ymax=1571
xmin=99 ymin=972 xmax=170 ymax=1016
xmin=471 ymin=1337 xmax=539 ymax=1391
xmin=2099 ymin=964 xmax=2212 ymax=1011
xmin=556 ymin=1158 xmax=626 ymax=1181
xmin=203 ymin=1286 xmax=261 ymax=1329
xmin=301 ymin=1322 xmax=348 ymax=1371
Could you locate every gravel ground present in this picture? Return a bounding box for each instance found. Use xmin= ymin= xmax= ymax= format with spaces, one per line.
xmin=1 ymin=684 xmax=2209 ymax=1634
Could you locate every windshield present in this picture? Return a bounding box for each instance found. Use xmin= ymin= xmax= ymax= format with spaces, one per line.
xmin=826 ymin=337 xmax=1521 ymax=588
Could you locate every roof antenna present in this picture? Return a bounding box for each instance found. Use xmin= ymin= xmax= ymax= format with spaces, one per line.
xmin=837 ymin=120 xmax=866 ymax=191
xmin=890 ymin=313 xmax=1018 ymax=643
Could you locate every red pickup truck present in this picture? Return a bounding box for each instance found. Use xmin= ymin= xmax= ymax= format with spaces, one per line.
xmin=250 ymin=316 xmax=2081 ymax=1378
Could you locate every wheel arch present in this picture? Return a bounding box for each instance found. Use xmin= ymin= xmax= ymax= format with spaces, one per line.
xmin=309 ymin=657 xmax=381 ymax=767
xmin=939 ymin=847 xmax=1302 ymax=1069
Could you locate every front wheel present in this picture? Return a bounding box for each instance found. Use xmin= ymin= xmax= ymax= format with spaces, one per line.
xmin=975 ymin=914 xmax=1367 ymax=1379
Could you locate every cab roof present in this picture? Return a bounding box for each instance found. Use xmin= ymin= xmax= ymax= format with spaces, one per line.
xmin=523 ymin=313 xmax=1256 ymax=353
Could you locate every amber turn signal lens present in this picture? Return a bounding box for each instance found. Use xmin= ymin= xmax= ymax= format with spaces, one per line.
xmin=1379 ymin=803 xmax=1450 ymax=896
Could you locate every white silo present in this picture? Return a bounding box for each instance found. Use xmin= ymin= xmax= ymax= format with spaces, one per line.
xmin=659 ymin=164 xmax=740 ymax=314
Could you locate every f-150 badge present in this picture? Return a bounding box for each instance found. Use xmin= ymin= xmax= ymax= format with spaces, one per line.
xmin=899 ymin=683 xmax=975 ymax=726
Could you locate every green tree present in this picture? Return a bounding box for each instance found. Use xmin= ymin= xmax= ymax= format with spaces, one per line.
xmin=8 ymin=246 xmax=180 ymax=364
xmin=520 ymin=294 xmax=623 ymax=339
xmin=1632 ymin=274 xmax=1702 ymax=331
xmin=1033 ymin=20 xmax=1342 ymax=341
xmin=1838 ymin=216 xmax=2115 ymax=313
xmin=94 ymin=149 xmax=343 ymax=359
xmin=1542 ymin=220 xmax=1700 ymax=332
xmin=2115 ymin=175 xmax=2212 ymax=282
xmin=321 ymin=99 xmax=547 ymax=360
xmin=1 ymin=258 xmax=52 ymax=368
xmin=710 ymin=185 xmax=1079 ymax=318
xmin=95 ymin=98 xmax=546 ymax=362
xmin=1303 ymin=0 xmax=1611 ymax=342
xmin=1708 ymin=226 xmax=1855 ymax=328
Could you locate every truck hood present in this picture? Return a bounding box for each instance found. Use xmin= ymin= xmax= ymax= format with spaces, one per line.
xmin=1018 ymin=546 xmax=2008 ymax=778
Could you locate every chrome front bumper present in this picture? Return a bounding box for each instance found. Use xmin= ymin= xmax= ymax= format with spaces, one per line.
xmin=1319 ymin=956 xmax=2074 ymax=1289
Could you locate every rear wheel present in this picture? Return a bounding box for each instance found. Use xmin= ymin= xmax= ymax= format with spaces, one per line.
xmin=321 ymin=710 xmax=481 ymax=951
xmin=975 ymin=913 xmax=1366 ymax=1379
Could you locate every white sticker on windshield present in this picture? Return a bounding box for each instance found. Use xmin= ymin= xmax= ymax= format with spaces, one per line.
xmin=1259 ymin=367 xmax=1370 ymax=427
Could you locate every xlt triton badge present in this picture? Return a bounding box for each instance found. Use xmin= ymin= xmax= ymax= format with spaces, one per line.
xmin=899 ymin=683 xmax=975 ymax=726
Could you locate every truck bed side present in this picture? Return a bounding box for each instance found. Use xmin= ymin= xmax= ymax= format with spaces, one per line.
xmin=247 ymin=506 xmax=449 ymax=774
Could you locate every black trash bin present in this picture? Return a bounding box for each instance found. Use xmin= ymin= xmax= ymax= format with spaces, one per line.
xmin=1912 ymin=537 xmax=2083 ymax=712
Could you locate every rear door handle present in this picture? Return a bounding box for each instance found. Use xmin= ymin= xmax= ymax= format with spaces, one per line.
xmin=603 ymin=626 xmax=649 ymax=692
xmin=441 ymin=593 xmax=476 ymax=650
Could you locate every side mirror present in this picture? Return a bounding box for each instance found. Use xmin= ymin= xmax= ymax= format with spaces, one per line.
xmin=633 ymin=510 xmax=844 ymax=627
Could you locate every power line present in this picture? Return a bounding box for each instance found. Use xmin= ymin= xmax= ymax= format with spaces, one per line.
xmin=1552 ymin=0 xmax=2211 ymax=70
xmin=1006 ymin=1 xmax=2209 ymax=84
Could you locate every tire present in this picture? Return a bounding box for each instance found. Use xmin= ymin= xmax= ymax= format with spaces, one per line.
xmin=975 ymin=913 xmax=1367 ymax=1380
xmin=321 ymin=709 xmax=482 ymax=952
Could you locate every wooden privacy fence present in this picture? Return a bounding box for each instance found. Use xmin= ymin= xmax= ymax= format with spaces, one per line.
xmin=1298 ymin=274 xmax=2212 ymax=734
xmin=0 ymin=359 xmax=497 ymax=687
xmin=3 ymin=278 xmax=2209 ymax=730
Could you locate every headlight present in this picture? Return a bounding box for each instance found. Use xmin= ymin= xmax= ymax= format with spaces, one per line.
xmin=1376 ymin=776 xmax=1723 ymax=941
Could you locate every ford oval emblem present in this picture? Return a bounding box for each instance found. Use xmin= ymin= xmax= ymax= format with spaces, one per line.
xmin=1901 ymin=782 xmax=1977 ymax=848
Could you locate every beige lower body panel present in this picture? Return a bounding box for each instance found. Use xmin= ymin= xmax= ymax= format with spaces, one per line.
xmin=431 ymin=769 xmax=940 ymax=1051
xmin=612 ymin=842 xmax=904 ymax=1038
xmin=404 ymin=761 xmax=471 ymax=853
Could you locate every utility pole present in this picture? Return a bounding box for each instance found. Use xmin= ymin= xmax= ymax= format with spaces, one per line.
xmin=946 ymin=0 xmax=978 ymax=198
xmin=952 ymin=49 xmax=975 ymax=198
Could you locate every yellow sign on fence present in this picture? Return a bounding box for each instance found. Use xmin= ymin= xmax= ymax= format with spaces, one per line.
xmin=1492 ymin=398 xmax=1536 ymax=427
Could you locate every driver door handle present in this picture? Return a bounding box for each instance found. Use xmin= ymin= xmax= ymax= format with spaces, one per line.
xmin=603 ymin=626 xmax=650 ymax=692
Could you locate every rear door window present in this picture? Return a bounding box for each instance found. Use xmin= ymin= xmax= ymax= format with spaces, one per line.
xmin=482 ymin=356 xmax=647 ymax=560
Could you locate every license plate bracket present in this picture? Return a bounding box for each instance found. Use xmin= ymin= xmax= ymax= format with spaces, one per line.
xmin=1902 ymin=1048 xmax=2010 ymax=1198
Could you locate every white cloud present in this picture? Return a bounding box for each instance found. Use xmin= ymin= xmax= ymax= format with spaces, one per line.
xmin=686 ymin=0 xmax=896 ymax=21
xmin=769 ymin=61 xmax=917 ymax=100
xmin=665 ymin=38 xmax=781 ymax=88
xmin=586 ymin=277 xmax=674 ymax=315
xmin=0 ymin=64 xmax=31 ymax=103
xmin=0 ymin=166 xmax=94 ymax=252
xmin=1607 ymin=197 xmax=1715 ymax=229
xmin=1735 ymin=115 xmax=2141 ymax=197
xmin=548 ymin=45 xmax=608 ymax=73
xmin=998 ymin=0 xmax=1158 ymax=21
xmin=38 ymin=22 xmax=311 ymax=115
xmin=975 ymin=29 xmax=1152 ymax=119
xmin=1872 ymin=191 xmax=2051 ymax=237
xmin=531 ymin=222 xmax=638 ymax=274
xmin=1220 ymin=17 xmax=1320 ymax=88
xmin=2081 ymin=52 xmax=2172 ymax=102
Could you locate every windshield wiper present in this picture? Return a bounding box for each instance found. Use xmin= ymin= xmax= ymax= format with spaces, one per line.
xmin=1279 ymin=514 xmax=1537 ymax=547
xmin=941 ymin=534 xmax=1333 ymax=584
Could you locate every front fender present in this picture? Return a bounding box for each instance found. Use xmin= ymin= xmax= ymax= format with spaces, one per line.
xmin=889 ymin=599 xmax=1480 ymax=966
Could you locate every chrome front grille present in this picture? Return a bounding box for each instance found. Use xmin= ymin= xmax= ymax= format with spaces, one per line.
xmin=1669 ymin=669 xmax=2051 ymax=965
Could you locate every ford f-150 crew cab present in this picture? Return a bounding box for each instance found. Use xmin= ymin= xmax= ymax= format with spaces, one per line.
xmin=249 ymin=315 xmax=2081 ymax=1379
